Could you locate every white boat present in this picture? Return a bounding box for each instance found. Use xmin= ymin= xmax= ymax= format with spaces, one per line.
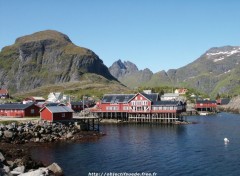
xmin=199 ymin=112 xmax=208 ymax=116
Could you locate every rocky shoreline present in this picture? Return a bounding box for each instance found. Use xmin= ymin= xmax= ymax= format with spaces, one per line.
xmin=218 ymin=96 xmax=240 ymax=114
xmin=0 ymin=120 xmax=104 ymax=175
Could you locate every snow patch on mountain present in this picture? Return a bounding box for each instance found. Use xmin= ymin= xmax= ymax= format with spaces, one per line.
xmin=206 ymin=47 xmax=240 ymax=62
xmin=207 ymin=47 xmax=240 ymax=57
xmin=213 ymin=56 xmax=225 ymax=62
xmin=224 ymin=70 xmax=231 ymax=74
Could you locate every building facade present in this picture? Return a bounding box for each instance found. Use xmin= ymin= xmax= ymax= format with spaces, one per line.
xmin=71 ymin=100 xmax=95 ymax=112
xmin=91 ymin=92 xmax=186 ymax=123
xmin=0 ymin=89 xmax=9 ymax=99
xmin=0 ymin=103 xmax=40 ymax=117
xmin=195 ymin=100 xmax=217 ymax=112
xmin=40 ymin=106 xmax=73 ymax=122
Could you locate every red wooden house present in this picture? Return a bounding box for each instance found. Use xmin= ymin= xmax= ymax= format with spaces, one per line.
xmin=0 ymin=103 xmax=40 ymax=117
xmin=91 ymin=92 xmax=186 ymax=123
xmin=40 ymin=105 xmax=73 ymax=122
xmin=70 ymin=100 xmax=95 ymax=112
xmin=0 ymin=89 xmax=9 ymax=99
xmin=195 ymin=100 xmax=217 ymax=112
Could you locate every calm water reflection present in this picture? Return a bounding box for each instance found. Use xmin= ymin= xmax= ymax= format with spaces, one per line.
xmin=31 ymin=112 xmax=240 ymax=176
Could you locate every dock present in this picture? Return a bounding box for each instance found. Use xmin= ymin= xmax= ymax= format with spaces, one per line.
xmin=128 ymin=115 xmax=178 ymax=123
xmin=73 ymin=116 xmax=100 ymax=131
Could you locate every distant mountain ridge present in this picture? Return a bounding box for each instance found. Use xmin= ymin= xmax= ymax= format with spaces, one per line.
xmin=0 ymin=30 xmax=127 ymax=96
xmin=109 ymin=46 xmax=240 ymax=97
xmin=109 ymin=60 xmax=153 ymax=88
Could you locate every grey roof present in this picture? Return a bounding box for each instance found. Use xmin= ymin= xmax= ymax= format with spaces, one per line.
xmin=220 ymin=98 xmax=230 ymax=105
xmin=46 ymin=106 xmax=74 ymax=113
xmin=102 ymin=93 xmax=160 ymax=104
xmin=71 ymin=100 xmax=93 ymax=106
xmin=102 ymin=94 xmax=135 ymax=103
xmin=161 ymin=93 xmax=179 ymax=97
xmin=152 ymin=101 xmax=182 ymax=106
xmin=196 ymin=100 xmax=216 ymax=104
xmin=0 ymin=103 xmax=35 ymax=110
xmin=71 ymin=102 xmax=83 ymax=106
xmin=141 ymin=93 xmax=160 ymax=101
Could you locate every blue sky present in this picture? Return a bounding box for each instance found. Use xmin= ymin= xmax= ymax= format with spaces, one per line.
xmin=1 ymin=0 xmax=240 ymax=73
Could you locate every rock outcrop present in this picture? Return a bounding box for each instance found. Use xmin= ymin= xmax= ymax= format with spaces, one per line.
xmin=0 ymin=120 xmax=104 ymax=175
xmin=0 ymin=120 xmax=101 ymax=144
xmin=0 ymin=30 xmax=117 ymax=94
xmin=218 ymin=95 xmax=240 ymax=113
xmin=0 ymin=150 xmax=63 ymax=176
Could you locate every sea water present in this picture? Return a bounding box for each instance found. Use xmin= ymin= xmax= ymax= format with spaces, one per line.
xmin=31 ymin=112 xmax=240 ymax=176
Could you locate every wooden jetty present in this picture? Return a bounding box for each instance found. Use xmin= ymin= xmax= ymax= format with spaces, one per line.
xmin=73 ymin=116 xmax=100 ymax=131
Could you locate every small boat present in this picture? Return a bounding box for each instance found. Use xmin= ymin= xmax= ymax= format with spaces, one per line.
xmin=199 ymin=112 xmax=208 ymax=116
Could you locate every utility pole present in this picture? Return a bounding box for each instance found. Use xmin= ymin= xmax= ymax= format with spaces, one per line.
xmin=83 ymin=96 xmax=84 ymax=110
xmin=82 ymin=95 xmax=86 ymax=116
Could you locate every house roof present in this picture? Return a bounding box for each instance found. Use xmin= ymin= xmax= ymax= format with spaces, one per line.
xmin=141 ymin=93 xmax=160 ymax=101
xmin=102 ymin=92 xmax=160 ymax=103
xmin=0 ymin=103 xmax=36 ymax=110
xmin=161 ymin=93 xmax=179 ymax=97
xmin=220 ymin=98 xmax=230 ymax=105
xmin=71 ymin=100 xmax=93 ymax=106
xmin=42 ymin=106 xmax=74 ymax=113
xmin=71 ymin=102 xmax=83 ymax=106
xmin=196 ymin=100 xmax=216 ymax=104
xmin=0 ymin=89 xmax=8 ymax=95
xmin=32 ymin=97 xmax=45 ymax=101
xmin=102 ymin=94 xmax=135 ymax=103
xmin=152 ymin=101 xmax=182 ymax=106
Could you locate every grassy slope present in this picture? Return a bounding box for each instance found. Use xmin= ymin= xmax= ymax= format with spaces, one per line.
xmin=13 ymin=73 xmax=130 ymax=100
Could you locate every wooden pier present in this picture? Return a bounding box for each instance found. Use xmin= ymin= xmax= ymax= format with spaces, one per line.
xmin=73 ymin=116 xmax=100 ymax=131
xmin=93 ymin=112 xmax=183 ymax=124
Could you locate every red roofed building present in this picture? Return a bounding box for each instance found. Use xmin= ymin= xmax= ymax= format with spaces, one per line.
xmin=175 ymin=88 xmax=188 ymax=95
xmin=195 ymin=100 xmax=217 ymax=112
xmin=40 ymin=105 xmax=74 ymax=122
xmin=91 ymin=92 xmax=186 ymax=123
xmin=23 ymin=96 xmax=46 ymax=104
xmin=0 ymin=89 xmax=9 ymax=99
xmin=0 ymin=103 xmax=40 ymax=117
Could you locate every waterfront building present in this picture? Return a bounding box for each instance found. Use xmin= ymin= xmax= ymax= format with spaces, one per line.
xmin=40 ymin=105 xmax=73 ymax=122
xmin=195 ymin=100 xmax=217 ymax=112
xmin=91 ymin=92 xmax=186 ymax=123
xmin=0 ymin=103 xmax=40 ymax=117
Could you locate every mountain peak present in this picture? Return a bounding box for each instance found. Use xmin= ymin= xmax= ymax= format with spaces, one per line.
xmin=123 ymin=61 xmax=138 ymax=72
xmin=0 ymin=30 xmax=118 ymax=93
xmin=115 ymin=59 xmax=127 ymax=69
xmin=15 ymin=30 xmax=72 ymax=45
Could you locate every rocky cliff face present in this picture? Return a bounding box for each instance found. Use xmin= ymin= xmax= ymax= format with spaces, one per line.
xmin=219 ymin=95 xmax=240 ymax=113
xmin=0 ymin=30 xmax=117 ymax=93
